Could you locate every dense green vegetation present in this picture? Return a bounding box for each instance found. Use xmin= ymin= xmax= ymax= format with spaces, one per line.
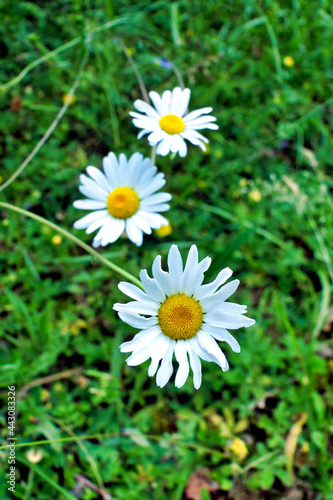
xmin=1 ymin=1 xmax=333 ymax=498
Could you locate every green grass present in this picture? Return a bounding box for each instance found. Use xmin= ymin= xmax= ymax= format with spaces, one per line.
xmin=1 ymin=0 xmax=333 ymax=498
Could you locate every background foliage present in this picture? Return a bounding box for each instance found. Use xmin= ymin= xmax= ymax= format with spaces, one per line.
xmin=1 ymin=0 xmax=333 ymax=498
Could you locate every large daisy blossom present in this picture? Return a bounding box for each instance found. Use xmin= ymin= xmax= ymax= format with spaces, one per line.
xmin=130 ymin=87 xmax=218 ymax=157
xmin=114 ymin=245 xmax=255 ymax=389
xmin=73 ymin=152 xmax=171 ymax=247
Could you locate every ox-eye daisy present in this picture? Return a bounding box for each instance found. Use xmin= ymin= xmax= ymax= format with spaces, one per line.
xmin=114 ymin=245 xmax=255 ymax=389
xmin=130 ymin=87 xmax=218 ymax=157
xmin=73 ymin=152 xmax=171 ymax=247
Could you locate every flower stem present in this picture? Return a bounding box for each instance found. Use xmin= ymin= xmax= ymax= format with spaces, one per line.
xmin=0 ymin=201 xmax=143 ymax=289
xmin=151 ymin=145 xmax=156 ymax=166
xmin=0 ymin=51 xmax=89 ymax=193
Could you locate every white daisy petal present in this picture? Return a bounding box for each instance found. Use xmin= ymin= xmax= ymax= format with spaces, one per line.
xmin=190 ymin=335 xmax=227 ymax=370
xmin=161 ymin=89 xmax=172 ymax=113
xmin=86 ymin=166 xmax=111 ymax=191
xmin=114 ymin=301 xmax=158 ymax=316
xmin=156 ymin=342 xmax=175 ymax=387
xmin=148 ymin=335 xmax=172 ymax=377
xmin=175 ymin=340 xmax=190 ymax=388
xmin=137 ymin=211 xmax=168 ymax=228
xmin=78 ymin=185 xmax=107 ymax=201
xmin=178 ymin=245 xmax=199 ymax=291
xmin=176 ymin=88 xmax=191 ymax=117
xmin=120 ymin=326 xmax=160 ymax=353
xmin=187 ymin=342 xmax=202 ymax=389
xmin=185 ymin=115 xmax=218 ymax=126
xmin=140 ymin=203 xmax=170 ymax=213
xmin=152 ymin=255 xmax=173 ymax=296
xmin=182 ymin=256 xmax=212 ymax=295
xmin=118 ymin=311 xmax=158 ymax=329
xmin=202 ymin=301 xmax=247 ymax=314
xmin=156 ymin=136 xmax=173 ymax=156
xmin=201 ymin=324 xmax=240 ymax=353
xmin=147 ymin=130 xmax=168 ymax=145
xmin=73 ymin=152 xmax=171 ymax=247
xmin=170 ymin=87 xmax=183 ymax=113
xmin=183 ymin=107 xmax=213 ymax=121
xmin=118 ymin=282 xmax=155 ymax=303
xmin=178 ymin=136 xmax=188 ymax=157
xmin=131 ymin=214 xmax=152 ymax=234
xmin=148 ymin=91 xmax=165 ymax=115
xmin=126 ymin=348 xmax=152 ymax=367
xmin=181 ymin=129 xmax=209 ymax=144
xmin=73 ymin=210 xmax=108 ymax=229
xmin=137 ymin=174 xmax=166 ymax=198
xmin=131 ymin=87 xmax=217 ymax=157
xmin=86 ymin=215 xmax=111 ymax=234
xmin=210 ymin=280 xmax=240 ymax=301
xmin=93 ymin=219 xmax=125 ymax=245
xmin=197 ymin=331 xmax=229 ymax=371
xmin=141 ymin=193 xmax=172 ymax=205
xmin=126 ymin=332 xmax=163 ymax=366
xmin=167 ymin=244 xmax=183 ymax=291
xmin=194 ymin=268 xmax=233 ymax=300
xmin=180 ymin=130 xmax=208 ymax=150
xmin=139 ymin=269 xmax=166 ymax=303
xmin=117 ymin=245 xmax=254 ymax=388
xmin=126 ymin=219 xmax=143 ymax=247
xmin=73 ymin=199 xmax=107 ymax=210
xmin=205 ymin=312 xmax=255 ymax=329
xmin=133 ymin=99 xmax=160 ymax=119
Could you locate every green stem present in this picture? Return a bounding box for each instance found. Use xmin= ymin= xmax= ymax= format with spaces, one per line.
xmin=151 ymin=145 xmax=156 ymax=166
xmin=0 ymin=202 xmax=143 ymax=289
xmin=118 ymin=38 xmax=149 ymax=103
xmin=0 ymin=17 xmax=128 ymax=93
xmin=0 ymin=51 xmax=89 ymax=193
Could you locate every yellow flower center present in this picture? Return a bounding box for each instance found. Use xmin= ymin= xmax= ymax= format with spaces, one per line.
xmin=158 ymin=294 xmax=203 ymax=340
xmin=106 ymin=187 xmax=140 ymax=219
xmin=159 ymin=114 xmax=185 ymax=135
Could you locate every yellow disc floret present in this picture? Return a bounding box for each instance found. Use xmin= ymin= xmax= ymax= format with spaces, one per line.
xmin=158 ymin=294 xmax=203 ymax=340
xmin=159 ymin=114 xmax=185 ymax=135
xmin=107 ymin=187 xmax=140 ymax=219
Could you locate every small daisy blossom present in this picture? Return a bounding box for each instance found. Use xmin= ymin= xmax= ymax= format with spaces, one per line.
xmin=114 ymin=245 xmax=255 ymax=389
xmin=130 ymin=87 xmax=218 ymax=157
xmin=73 ymin=152 xmax=171 ymax=247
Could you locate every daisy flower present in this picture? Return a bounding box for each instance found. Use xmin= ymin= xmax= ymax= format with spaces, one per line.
xmin=114 ymin=245 xmax=255 ymax=389
xmin=73 ymin=152 xmax=171 ymax=247
xmin=130 ymin=87 xmax=218 ymax=157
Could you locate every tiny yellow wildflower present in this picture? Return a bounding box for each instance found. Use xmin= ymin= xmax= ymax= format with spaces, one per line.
xmin=230 ymin=437 xmax=248 ymax=461
xmin=239 ymin=178 xmax=247 ymax=187
xmin=155 ymin=221 xmax=172 ymax=238
xmin=70 ymin=319 xmax=87 ymax=335
xmin=301 ymin=442 xmax=310 ymax=453
xmin=52 ymin=235 xmax=62 ymax=245
xmin=62 ymin=93 xmax=76 ymax=106
xmin=26 ymin=449 xmax=43 ymax=464
xmin=125 ymin=47 xmax=134 ymax=56
xmin=283 ymin=56 xmax=295 ymax=67
xmin=249 ymin=190 xmax=262 ymax=202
